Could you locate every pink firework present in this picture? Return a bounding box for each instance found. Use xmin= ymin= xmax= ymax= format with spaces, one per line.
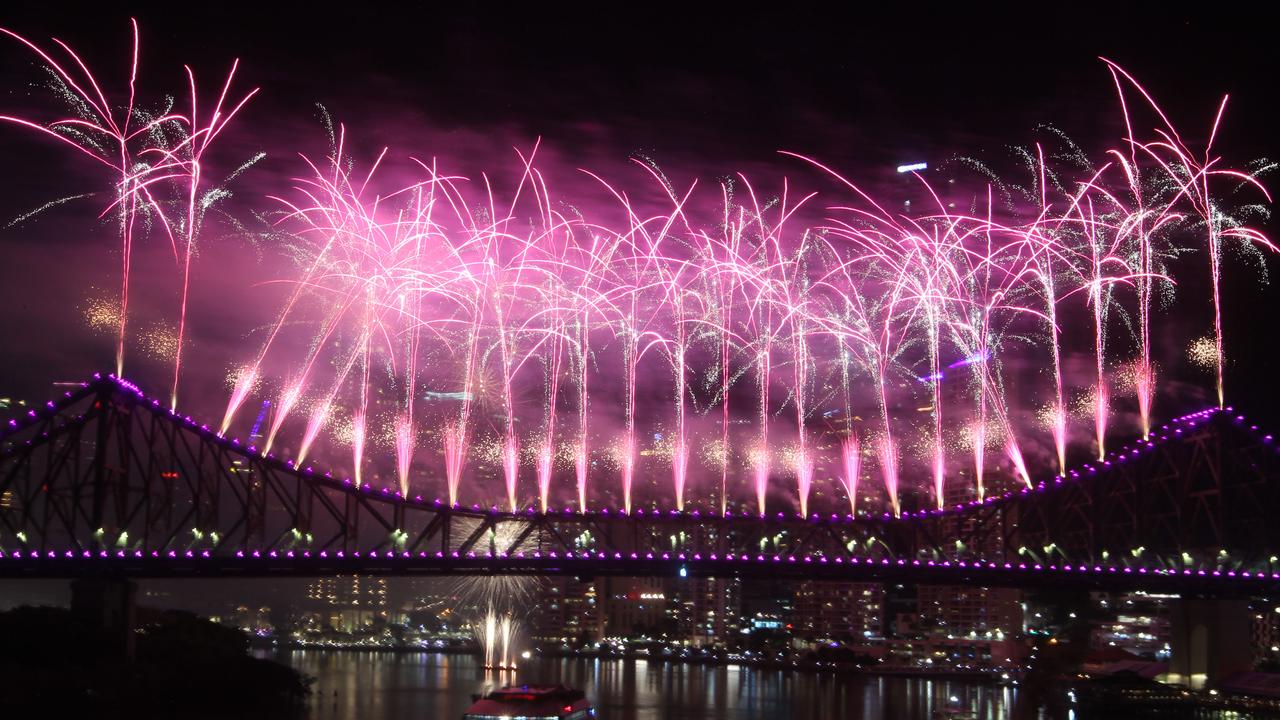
xmin=501 ymin=435 xmax=519 ymax=512
xmin=573 ymin=443 xmax=589 ymax=514
xmin=350 ymin=412 xmax=367 ymax=486
xmin=970 ymin=420 xmax=986 ymax=501
xmin=795 ymin=447 xmax=814 ymax=518
xmin=2 ymin=21 xmax=182 ymax=376
xmin=164 ymin=61 xmax=257 ymax=411
xmin=536 ymin=440 xmax=554 ymax=514
xmin=9 ymin=35 xmax=1275 ymax=522
xmin=443 ymin=422 xmax=469 ymax=507
xmin=221 ymin=367 xmax=259 ymax=436
xmin=875 ymin=434 xmax=900 ymax=518
xmin=297 ymin=400 xmax=331 ymax=466
xmin=394 ymin=415 xmax=415 ymax=498
xmin=839 ymin=435 xmax=861 ymax=517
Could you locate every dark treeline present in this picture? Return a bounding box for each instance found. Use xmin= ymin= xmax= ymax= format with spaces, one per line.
xmin=0 ymin=604 xmax=309 ymax=718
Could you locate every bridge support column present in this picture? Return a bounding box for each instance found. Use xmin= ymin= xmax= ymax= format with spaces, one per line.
xmin=70 ymin=576 xmax=137 ymax=661
xmin=1166 ymin=597 xmax=1251 ymax=689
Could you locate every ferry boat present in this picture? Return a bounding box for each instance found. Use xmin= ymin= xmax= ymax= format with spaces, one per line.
xmin=462 ymin=684 xmax=596 ymax=719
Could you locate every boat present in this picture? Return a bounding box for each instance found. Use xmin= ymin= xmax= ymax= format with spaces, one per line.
xmin=462 ymin=684 xmax=596 ymax=719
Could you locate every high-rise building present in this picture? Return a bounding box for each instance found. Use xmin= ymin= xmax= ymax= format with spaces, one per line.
xmin=599 ymin=576 xmax=675 ymax=639
xmin=682 ymin=577 xmax=741 ymax=647
xmin=225 ymin=604 xmax=272 ymax=633
xmin=530 ymin=575 xmax=600 ymax=643
xmin=1250 ymin=601 xmax=1280 ymax=666
xmin=305 ymin=574 xmax=389 ymax=632
xmin=885 ymin=585 xmax=1027 ymax=670
xmin=792 ymin=581 xmax=884 ymax=643
xmin=916 ymin=584 xmax=1022 ymax=639
xmin=1087 ymin=591 xmax=1174 ymax=660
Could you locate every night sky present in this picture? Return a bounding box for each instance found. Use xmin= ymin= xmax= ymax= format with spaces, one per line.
xmin=0 ymin=5 xmax=1276 ymax=442
xmin=0 ymin=6 xmax=1277 ymax=428
xmin=1 ymin=2 xmax=1279 ymax=610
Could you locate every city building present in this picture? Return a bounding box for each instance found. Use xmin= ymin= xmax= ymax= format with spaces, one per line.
xmin=223 ymin=604 xmax=272 ymax=633
xmin=599 ymin=576 xmax=676 ymax=639
xmin=304 ymin=574 xmax=389 ymax=632
xmin=683 ymin=577 xmax=742 ymax=647
xmin=521 ymin=571 xmax=1035 ymax=672
xmin=916 ymin=584 xmax=1023 ymax=640
xmin=530 ymin=575 xmax=600 ymax=644
xmin=1088 ymin=591 xmax=1174 ymax=660
xmin=1249 ymin=601 xmax=1280 ymax=667
xmin=792 ymin=581 xmax=884 ymax=643
xmin=881 ymin=635 xmax=1029 ymax=671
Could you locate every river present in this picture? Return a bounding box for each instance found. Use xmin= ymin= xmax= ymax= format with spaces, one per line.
xmin=259 ymin=648 xmax=1035 ymax=719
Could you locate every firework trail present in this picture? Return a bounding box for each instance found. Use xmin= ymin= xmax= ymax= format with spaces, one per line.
xmin=6 ymin=39 xmax=1276 ymax=518
xmin=840 ymin=434 xmax=861 ymax=516
xmin=478 ymin=607 xmax=498 ymax=669
xmin=163 ymin=62 xmax=257 ymax=411
xmin=1103 ymin=59 xmax=1275 ymax=409
xmin=536 ymin=331 xmax=561 ymax=513
xmin=875 ymin=434 xmax=901 ymax=517
xmin=1030 ymin=146 xmax=1070 ymax=473
xmin=573 ymin=309 xmax=591 ymax=512
xmin=474 ymin=605 xmax=520 ymax=670
xmin=2 ymin=21 xmax=182 ymax=376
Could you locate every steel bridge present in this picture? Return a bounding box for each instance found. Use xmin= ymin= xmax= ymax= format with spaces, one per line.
xmin=3 ymin=374 xmax=1280 ymax=595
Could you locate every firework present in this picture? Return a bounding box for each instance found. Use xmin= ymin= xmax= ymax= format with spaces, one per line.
xmin=4 ymin=21 xmax=255 ymax=396
xmin=5 ymin=36 xmax=1273 ymax=518
xmin=475 ymin=605 xmax=520 ymax=671
xmin=839 ymin=434 xmax=861 ymax=517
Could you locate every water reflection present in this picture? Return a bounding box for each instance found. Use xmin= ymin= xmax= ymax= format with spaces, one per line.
xmin=262 ymin=649 xmax=1023 ymax=720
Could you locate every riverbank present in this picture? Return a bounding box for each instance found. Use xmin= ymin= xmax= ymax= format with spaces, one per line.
xmin=1 ymin=606 xmax=310 ymax=718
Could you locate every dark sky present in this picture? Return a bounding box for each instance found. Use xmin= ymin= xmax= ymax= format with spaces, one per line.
xmin=3 ymin=4 xmax=1275 ymax=163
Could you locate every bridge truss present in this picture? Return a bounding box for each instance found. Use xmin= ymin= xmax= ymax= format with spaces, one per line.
xmin=3 ymin=375 xmax=1280 ymax=594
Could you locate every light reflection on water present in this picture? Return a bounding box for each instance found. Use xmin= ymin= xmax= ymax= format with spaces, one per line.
xmin=259 ymin=649 xmax=1026 ymax=720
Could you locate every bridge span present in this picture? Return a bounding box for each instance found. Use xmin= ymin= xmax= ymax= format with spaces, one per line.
xmin=3 ymin=374 xmax=1280 ymax=595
